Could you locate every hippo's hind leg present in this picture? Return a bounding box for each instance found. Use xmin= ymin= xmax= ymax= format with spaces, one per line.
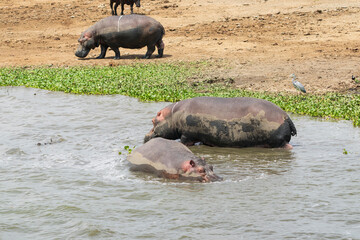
xmin=156 ymin=40 xmax=164 ymax=58
xmin=121 ymin=3 xmax=125 ymax=15
xmin=96 ymin=45 xmax=108 ymax=59
xmin=269 ymin=117 xmax=295 ymax=148
xmin=110 ymin=47 xmax=120 ymax=59
xmin=144 ymin=45 xmax=155 ymax=59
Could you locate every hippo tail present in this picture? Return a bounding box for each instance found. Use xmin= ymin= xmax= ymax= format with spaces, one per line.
xmin=160 ymin=25 xmax=165 ymax=37
xmin=286 ymin=117 xmax=297 ymax=136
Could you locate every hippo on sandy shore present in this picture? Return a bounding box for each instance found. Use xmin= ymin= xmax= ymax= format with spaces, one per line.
xmin=75 ymin=15 xmax=164 ymax=59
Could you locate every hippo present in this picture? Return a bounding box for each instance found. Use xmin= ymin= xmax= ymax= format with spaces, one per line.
xmin=127 ymin=138 xmax=222 ymax=182
xmin=75 ymin=15 xmax=165 ymax=59
xmin=110 ymin=0 xmax=141 ymax=16
xmin=144 ymin=97 xmax=297 ymax=149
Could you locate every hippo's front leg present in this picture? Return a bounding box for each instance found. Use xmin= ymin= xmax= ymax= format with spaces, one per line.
xmin=180 ymin=135 xmax=196 ymax=146
xmin=114 ymin=2 xmax=119 ymax=15
xmin=96 ymin=45 xmax=108 ymax=59
xmin=110 ymin=2 xmax=115 ymax=15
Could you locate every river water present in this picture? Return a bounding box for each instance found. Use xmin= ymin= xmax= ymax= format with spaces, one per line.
xmin=0 ymin=87 xmax=359 ymax=240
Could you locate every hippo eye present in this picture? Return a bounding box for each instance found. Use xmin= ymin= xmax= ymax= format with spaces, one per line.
xmin=189 ymin=160 xmax=195 ymax=167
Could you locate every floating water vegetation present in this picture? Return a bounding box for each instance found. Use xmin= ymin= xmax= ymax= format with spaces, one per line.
xmin=119 ymin=145 xmax=136 ymax=155
xmin=0 ymin=63 xmax=359 ymax=126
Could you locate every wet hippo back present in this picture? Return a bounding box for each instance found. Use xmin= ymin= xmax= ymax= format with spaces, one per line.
xmin=129 ymin=138 xmax=195 ymax=171
xmin=145 ymin=97 xmax=297 ymax=148
xmin=127 ymin=138 xmax=222 ymax=182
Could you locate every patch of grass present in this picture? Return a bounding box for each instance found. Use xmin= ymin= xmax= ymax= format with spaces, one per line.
xmin=0 ymin=63 xmax=196 ymax=101
xmin=1 ymin=63 xmax=360 ymax=126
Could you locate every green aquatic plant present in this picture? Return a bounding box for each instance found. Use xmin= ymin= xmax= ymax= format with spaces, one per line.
xmin=119 ymin=145 xmax=136 ymax=155
xmin=0 ymin=63 xmax=360 ymax=126
xmin=0 ymin=63 xmax=195 ymax=101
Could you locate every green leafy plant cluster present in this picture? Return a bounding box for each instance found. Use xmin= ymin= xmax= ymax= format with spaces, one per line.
xmin=119 ymin=145 xmax=136 ymax=155
xmin=0 ymin=63 xmax=195 ymax=102
xmin=0 ymin=63 xmax=359 ymax=126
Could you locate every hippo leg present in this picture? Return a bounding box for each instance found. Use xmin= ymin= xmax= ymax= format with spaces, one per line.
xmin=144 ymin=45 xmax=155 ymax=59
xmin=130 ymin=4 xmax=134 ymax=14
xmin=121 ymin=3 xmax=125 ymax=15
xmin=114 ymin=2 xmax=119 ymax=15
xmin=110 ymin=47 xmax=120 ymax=59
xmin=180 ymin=135 xmax=196 ymax=146
xmin=156 ymin=40 xmax=164 ymax=58
xmin=110 ymin=2 xmax=115 ymax=15
xmin=96 ymin=45 xmax=108 ymax=59
xmin=283 ymin=143 xmax=293 ymax=150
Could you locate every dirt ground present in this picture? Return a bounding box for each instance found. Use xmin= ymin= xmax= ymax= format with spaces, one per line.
xmin=1 ymin=0 xmax=360 ymax=93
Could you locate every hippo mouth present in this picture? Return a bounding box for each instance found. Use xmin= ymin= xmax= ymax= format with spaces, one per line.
xmin=202 ymin=173 xmax=223 ymax=182
xmin=187 ymin=169 xmax=222 ymax=183
xmin=144 ymin=128 xmax=155 ymax=143
xmin=75 ymin=47 xmax=90 ymax=58
xmin=181 ymin=173 xmax=222 ymax=183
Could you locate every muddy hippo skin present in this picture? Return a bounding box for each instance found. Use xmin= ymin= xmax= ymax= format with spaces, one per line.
xmin=144 ymin=97 xmax=297 ymax=148
xmin=127 ymin=138 xmax=222 ymax=182
xmin=75 ymin=15 xmax=165 ymax=59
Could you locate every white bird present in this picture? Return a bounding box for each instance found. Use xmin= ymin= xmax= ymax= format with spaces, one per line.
xmin=290 ymin=73 xmax=306 ymax=93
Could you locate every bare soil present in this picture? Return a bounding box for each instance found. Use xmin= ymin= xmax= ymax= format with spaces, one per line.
xmin=1 ymin=0 xmax=360 ymax=93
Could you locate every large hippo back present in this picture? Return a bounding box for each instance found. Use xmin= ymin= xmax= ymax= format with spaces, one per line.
xmin=93 ymin=15 xmax=164 ymax=49
xmin=172 ymin=97 xmax=296 ymax=147
xmin=174 ymin=97 xmax=288 ymax=123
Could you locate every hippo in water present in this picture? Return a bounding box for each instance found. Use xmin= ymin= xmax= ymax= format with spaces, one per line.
xmin=75 ymin=15 xmax=165 ymax=59
xmin=127 ymin=138 xmax=222 ymax=182
xmin=144 ymin=97 xmax=297 ymax=149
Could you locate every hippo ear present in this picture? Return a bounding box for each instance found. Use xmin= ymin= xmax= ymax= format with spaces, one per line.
xmin=78 ymin=32 xmax=93 ymax=43
xmin=181 ymin=160 xmax=196 ymax=172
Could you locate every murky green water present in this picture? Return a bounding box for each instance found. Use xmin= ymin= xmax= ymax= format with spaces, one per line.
xmin=1 ymin=87 xmax=359 ymax=239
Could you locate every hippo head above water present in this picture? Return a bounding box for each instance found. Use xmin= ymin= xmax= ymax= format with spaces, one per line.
xmin=179 ymin=157 xmax=221 ymax=182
